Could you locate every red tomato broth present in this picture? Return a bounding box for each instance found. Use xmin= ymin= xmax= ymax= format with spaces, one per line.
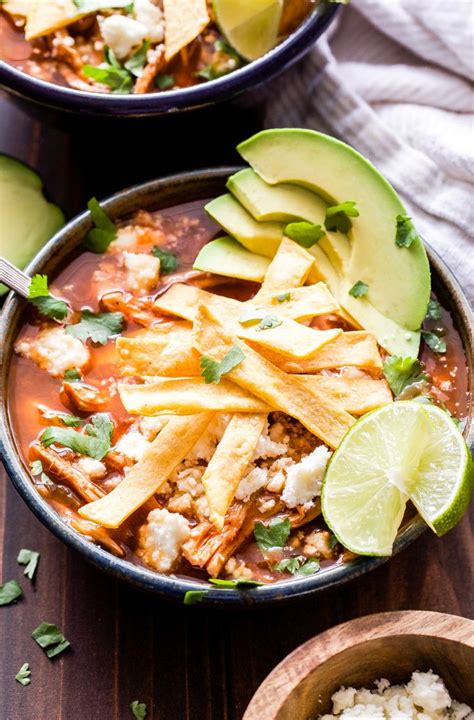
xmin=7 ymin=199 xmax=470 ymax=583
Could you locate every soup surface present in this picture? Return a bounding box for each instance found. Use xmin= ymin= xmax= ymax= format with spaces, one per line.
xmin=0 ymin=0 xmax=316 ymax=94
xmin=8 ymin=198 xmax=470 ymax=586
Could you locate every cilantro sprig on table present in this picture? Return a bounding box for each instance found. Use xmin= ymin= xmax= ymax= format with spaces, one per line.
xmin=0 ymin=579 xmax=22 ymax=606
xmin=32 ymin=622 xmax=70 ymax=659
xmin=15 ymin=663 xmax=31 ymax=686
xmin=200 ymin=345 xmax=245 ymax=384
xmin=130 ymin=700 xmax=147 ymax=719
xmin=17 ymin=549 xmax=40 ymax=582
xmin=66 ymin=309 xmax=124 ymax=344
xmin=40 ymin=413 xmax=114 ymax=460
xmin=325 ymin=201 xmax=359 ymax=233
xmin=27 ymin=275 xmax=69 ymax=321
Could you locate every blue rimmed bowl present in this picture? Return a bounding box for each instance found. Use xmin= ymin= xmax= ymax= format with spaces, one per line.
xmin=0 ymin=168 xmax=472 ymax=606
xmin=0 ymin=3 xmax=339 ymax=118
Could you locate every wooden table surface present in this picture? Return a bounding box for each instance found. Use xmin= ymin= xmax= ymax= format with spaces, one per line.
xmin=1 ymin=92 xmax=473 ymax=720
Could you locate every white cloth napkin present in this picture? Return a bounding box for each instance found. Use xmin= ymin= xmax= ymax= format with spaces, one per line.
xmin=266 ymin=0 xmax=474 ymax=302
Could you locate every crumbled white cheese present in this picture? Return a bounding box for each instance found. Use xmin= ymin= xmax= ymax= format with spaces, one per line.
xmin=109 ymin=227 xmax=139 ymax=252
xmin=139 ymin=415 xmax=171 ymax=441
xmin=252 ymin=425 xmax=288 ymax=460
xmin=15 ymin=325 xmax=90 ymax=377
xmin=138 ymin=508 xmax=190 ymax=572
xmin=235 ymin=467 xmax=268 ymax=501
xmin=74 ymin=457 xmax=107 ymax=480
xmin=100 ymin=14 xmax=148 ymax=60
xmin=187 ymin=414 xmax=231 ymax=462
xmin=133 ymin=0 xmax=164 ymax=43
xmin=319 ymin=671 xmax=473 ymax=720
xmin=123 ymin=251 xmax=160 ymax=293
xmin=266 ymin=457 xmax=294 ymax=494
xmin=281 ymin=446 xmax=331 ymax=508
xmin=114 ymin=430 xmax=150 ymax=463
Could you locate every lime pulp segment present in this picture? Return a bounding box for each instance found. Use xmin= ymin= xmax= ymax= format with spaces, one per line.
xmin=214 ymin=0 xmax=283 ymax=61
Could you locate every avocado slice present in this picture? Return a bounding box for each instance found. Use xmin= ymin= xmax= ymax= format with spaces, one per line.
xmin=0 ymin=155 xmax=64 ymax=295
xmin=193 ymin=236 xmax=270 ymax=282
xmin=227 ymin=168 xmax=351 ymax=273
xmin=205 ymin=194 xmax=283 ymax=258
xmin=237 ymin=129 xmax=430 ymax=331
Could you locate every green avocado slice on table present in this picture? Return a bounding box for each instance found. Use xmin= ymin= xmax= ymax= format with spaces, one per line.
xmin=0 ymin=155 xmax=64 ymax=295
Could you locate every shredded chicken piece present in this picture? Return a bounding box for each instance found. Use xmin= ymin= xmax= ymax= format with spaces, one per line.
xmin=31 ymin=444 xmax=104 ymax=504
xmin=134 ymin=45 xmax=165 ymax=94
xmin=61 ymin=381 xmax=108 ymax=413
xmin=50 ymin=29 xmax=84 ymax=73
xmin=101 ymin=290 xmax=158 ymax=326
xmin=104 ymin=449 xmax=134 ymax=472
xmin=60 ymin=508 xmax=124 ymax=557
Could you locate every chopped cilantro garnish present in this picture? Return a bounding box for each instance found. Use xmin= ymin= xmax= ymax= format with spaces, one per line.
xmin=27 ymin=275 xmax=69 ymax=321
xmin=395 ymin=214 xmax=420 ymax=248
xmin=214 ymin=38 xmax=240 ymax=62
xmin=254 ymin=517 xmax=291 ymax=553
xmin=17 ymin=549 xmax=40 ymax=582
xmin=84 ymin=46 xmax=133 ymax=94
xmin=15 ymin=662 xmax=31 ymax=687
xmin=66 ymin=309 xmax=124 ymax=345
xmin=421 ymin=330 xmax=446 ymax=354
xmin=196 ymin=38 xmax=241 ymax=80
xmin=325 ymin=201 xmax=359 ymax=233
xmin=284 ymin=221 xmax=326 ymax=248
xmin=73 ymin=0 xmax=132 ymax=10
xmin=124 ymin=40 xmax=150 ymax=77
xmin=84 ymin=197 xmax=117 ymax=252
xmin=64 ymin=368 xmax=82 ymax=382
xmin=32 ymin=622 xmax=70 ymax=659
xmin=426 ymin=299 xmax=442 ymax=320
xmin=30 ymin=460 xmax=43 ymax=476
xmin=382 ymin=356 xmax=428 ymax=397
xmin=130 ymin=700 xmax=147 ymax=719
xmin=0 ymin=579 xmax=22 ymax=606
xmin=40 ymin=408 xmax=81 ymax=427
xmin=349 ymin=280 xmax=369 ymax=298
xmin=200 ymin=345 xmax=245 ymax=384
xmin=151 ymin=246 xmax=179 ymax=274
xmin=208 ymin=578 xmax=263 ymax=588
xmin=274 ymin=292 xmax=291 ymax=303
xmin=328 ymin=533 xmax=339 ymax=550
xmin=41 ymin=413 xmax=113 ymax=461
xmin=255 ymin=314 xmax=282 ymax=332
xmin=273 ymin=556 xmax=320 ymax=576
xmin=155 ymin=73 xmax=175 ymax=90
xmin=238 ymin=306 xmax=267 ymax=326
xmin=183 ymin=590 xmax=208 ymax=605
xmin=297 ymin=558 xmax=321 ymax=576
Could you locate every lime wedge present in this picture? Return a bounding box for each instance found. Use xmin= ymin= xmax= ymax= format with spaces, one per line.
xmin=321 ymin=402 xmax=473 ymax=556
xmin=214 ymin=0 xmax=284 ymax=61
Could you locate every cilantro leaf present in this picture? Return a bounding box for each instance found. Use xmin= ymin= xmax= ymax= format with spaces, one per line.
xmin=0 ymin=579 xmax=22 ymax=606
xmin=421 ymin=330 xmax=446 ymax=354
xmin=382 ymin=356 xmax=428 ymax=397
xmin=284 ymin=221 xmax=326 ymax=248
xmin=238 ymin=306 xmax=267 ymax=326
xmin=73 ymin=0 xmax=132 ymax=10
xmin=124 ymin=40 xmax=150 ymax=78
xmin=151 ymin=246 xmax=179 ymax=274
xmin=66 ymin=310 xmax=124 ymax=344
xmin=84 ymin=197 xmax=117 ymax=252
xmin=275 ymin=292 xmax=291 ymax=303
xmin=196 ymin=39 xmax=240 ymax=81
xmin=32 ymin=622 xmax=70 ymax=659
xmin=155 ymin=73 xmax=175 ymax=90
xmin=255 ymin=314 xmax=282 ymax=332
xmin=17 ymin=549 xmax=40 ymax=582
xmin=41 ymin=413 xmax=113 ymax=460
xmin=214 ymin=38 xmax=240 ymax=62
xmin=15 ymin=662 xmax=31 ymax=687
xmin=273 ymin=556 xmax=320 ymax=576
xmin=208 ymin=578 xmax=263 ymax=588
xmin=27 ymin=275 xmax=69 ymax=321
xmin=83 ymin=46 xmax=133 ymax=94
xmin=200 ymin=345 xmax=245 ymax=384
xmin=426 ymin=299 xmax=442 ymax=320
xmin=254 ymin=517 xmax=291 ymax=552
xmin=349 ymin=280 xmax=369 ymax=298
xmin=297 ymin=558 xmax=321 ymax=576
xmin=130 ymin=700 xmax=147 ymax=719
xmin=183 ymin=590 xmax=208 ymax=605
xmin=64 ymin=368 xmax=82 ymax=381
xmin=325 ymin=201 xmax=359 ymax=233
xmin=328 ymin=533 xmax=339 ymax=550
xmin=30 ymin=460 xmax=43 ymax=476
xmin=395 ymin=214 xmax=420 ymax=248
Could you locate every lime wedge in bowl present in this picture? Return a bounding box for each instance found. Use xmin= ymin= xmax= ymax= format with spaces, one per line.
xmin=321 ymin=401 xmax=473 ymax=556
xmin=214 ymin=0 xmax=284 ymax=61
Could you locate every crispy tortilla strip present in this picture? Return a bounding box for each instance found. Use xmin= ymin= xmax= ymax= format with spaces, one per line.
xmin=3 ymin=0 xmax=31 ymax=16
xmin=299 ymin=375 xmax=392 ymax=415
xmin=203 ymin=413 xmax=267 ymax=530
xmin=193 ymin=305 xmax=354 ymax=449
xmin=79 ymin=412 xmax=214 ymax=528
xmin=256 ymin=331 xmax=383 ymax=372
xmin=23 ymin=0 xmax=84 ymax=40
xmin=257 ymin=282 xmax=340 ymax=319
xmin=118 ymin=377 xmax=270 ymax=414
xmin=155 ymin=283 xmax=341 ymax=359
xmin=116 ymin=321 xmax=201 ymax=377
xmin=163 ymin=0 xmax=209 ymax=60
xmin=255 ymin=237 xmax=314 ymax=298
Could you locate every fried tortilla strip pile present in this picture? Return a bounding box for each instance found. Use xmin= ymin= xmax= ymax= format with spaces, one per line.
xmin=202 ymin=413 xmax=267 ymax=530
xmin=116 ymin=321 xmax=201 ymax=377
xmin=254 ymin=237 xmax=314 ymax=297
xmin=19 ymin=0 xmax=83 ymax=40
xmin=256 ymin=283 xmax=340 ymax=319
xmin=193 ymin=305 xmax=354 ymax=449
xmin=155 ymin=283 xmax=341 ymax=359
xmin=163 ymin=0 xmax=209 ymax=60
xmin=79 ymin=412 xmax=214 ymax=528
xmin=299 ymin=375 xmax=392 ymax=415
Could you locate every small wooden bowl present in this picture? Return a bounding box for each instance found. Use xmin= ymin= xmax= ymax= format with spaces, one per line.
xmin=244 ymin=611 xmax=474 ymax=719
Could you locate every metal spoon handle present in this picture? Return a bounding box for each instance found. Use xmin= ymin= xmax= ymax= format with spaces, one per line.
xmin=0 ymin=257 xmax=30 ymax=298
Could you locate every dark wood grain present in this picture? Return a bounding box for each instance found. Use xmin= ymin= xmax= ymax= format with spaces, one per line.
xmin=0 ymin=91 xmax=473 ymax=720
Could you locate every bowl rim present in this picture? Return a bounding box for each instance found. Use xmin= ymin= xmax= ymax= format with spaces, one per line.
xmin=0 ymin=168 xmax=472 ymax=607
xmin=0 ymin=3 xmax=339 ymax=115
xmin=243 ymin=610 xmax=474 ymax=719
